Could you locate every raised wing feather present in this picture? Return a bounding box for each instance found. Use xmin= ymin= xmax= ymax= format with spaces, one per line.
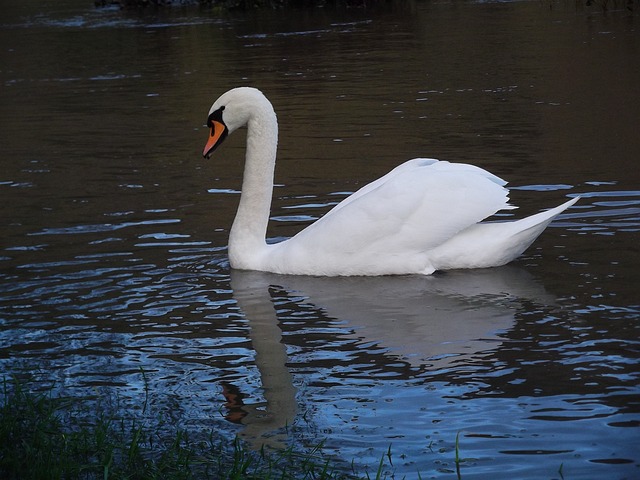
xmin=268 ymin=159 xmax=514 ymax=273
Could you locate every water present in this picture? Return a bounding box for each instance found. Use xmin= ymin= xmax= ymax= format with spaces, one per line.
xmin=1 ymin=0 xmax=639 ymax=477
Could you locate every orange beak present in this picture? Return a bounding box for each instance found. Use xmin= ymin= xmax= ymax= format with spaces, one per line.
xmin=203 ymin=120 xmax=228 ymax=158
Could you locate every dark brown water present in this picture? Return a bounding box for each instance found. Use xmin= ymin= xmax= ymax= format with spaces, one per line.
xmin=1 ymin=1 xmax=639 ymax=477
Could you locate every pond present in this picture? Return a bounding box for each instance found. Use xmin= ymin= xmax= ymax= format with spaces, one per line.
xmin=1 ymin=0 xmax=639 ymax=478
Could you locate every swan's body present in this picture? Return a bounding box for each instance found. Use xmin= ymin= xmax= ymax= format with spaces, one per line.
xmin=203 ymin=87 xmax=578 ymax=276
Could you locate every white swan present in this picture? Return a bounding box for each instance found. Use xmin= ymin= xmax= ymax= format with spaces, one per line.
xmin=203 ymin=87 xmax=578 ymax=276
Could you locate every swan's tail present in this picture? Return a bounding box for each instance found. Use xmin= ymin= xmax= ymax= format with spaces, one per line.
xmin=505 ymin=196 xmax=579 ymax=234
xmin=428 ymin=196 xmax=580 ymax=272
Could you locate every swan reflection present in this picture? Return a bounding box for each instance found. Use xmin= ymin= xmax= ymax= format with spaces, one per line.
xmin=228 ymin=266 xmax=554 ymax=448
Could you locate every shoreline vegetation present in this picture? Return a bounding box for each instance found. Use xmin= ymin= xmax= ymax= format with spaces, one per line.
xmin=94 ymin=0 xmax=383 ymax=9
xmin=94 ymin=0 xmax=640 ymax=12
xmin=0 ymin=375 xmax=396 ymax=479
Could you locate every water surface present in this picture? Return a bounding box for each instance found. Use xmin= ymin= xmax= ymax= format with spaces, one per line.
xmin=1 ymin=1 xmax=639 ymax=478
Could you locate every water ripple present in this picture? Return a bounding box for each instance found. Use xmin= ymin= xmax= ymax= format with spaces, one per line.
xmin=30 ymin=218 xmax=181 ymax=236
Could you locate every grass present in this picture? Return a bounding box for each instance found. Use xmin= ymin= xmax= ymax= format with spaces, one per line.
xmin=0 ymin=375 xmax=368 ymax=479
xmin=2 ymin=374 xmax=493 ymax=479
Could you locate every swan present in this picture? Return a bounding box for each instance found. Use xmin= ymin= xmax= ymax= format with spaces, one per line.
xmin=203 ymin=87 xmax=578 ymax=276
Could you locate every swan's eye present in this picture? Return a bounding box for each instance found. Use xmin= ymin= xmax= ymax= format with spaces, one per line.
xmin=207 ymin=106 xmax=225 ymax=128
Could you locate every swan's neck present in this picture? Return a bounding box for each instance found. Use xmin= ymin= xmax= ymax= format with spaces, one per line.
xmin=228 ymin=104 xmax=278 ymax=269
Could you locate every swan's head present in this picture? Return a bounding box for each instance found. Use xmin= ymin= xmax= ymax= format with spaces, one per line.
xmin=202 ymin=87 xmax=271 ymax=158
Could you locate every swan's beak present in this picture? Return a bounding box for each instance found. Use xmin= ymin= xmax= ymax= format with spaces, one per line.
xmin=203 ymin=120 xmax=228 ymax=158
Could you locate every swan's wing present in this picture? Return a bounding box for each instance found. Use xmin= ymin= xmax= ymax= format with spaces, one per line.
xmin=279 ymin=159 xmax=514 ymax=263
xmin=327 ymin=158 xmax=440 ymax=214
xmin=327 ymin=158 xmax=507 ymax=215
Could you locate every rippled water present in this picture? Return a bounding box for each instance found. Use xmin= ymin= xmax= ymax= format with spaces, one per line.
xmin=1 ymin=1 xmax=639 ymax=478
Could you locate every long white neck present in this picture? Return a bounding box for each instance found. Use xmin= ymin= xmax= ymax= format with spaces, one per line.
xmin=228 ymin=101 xmax=278 ymax=269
